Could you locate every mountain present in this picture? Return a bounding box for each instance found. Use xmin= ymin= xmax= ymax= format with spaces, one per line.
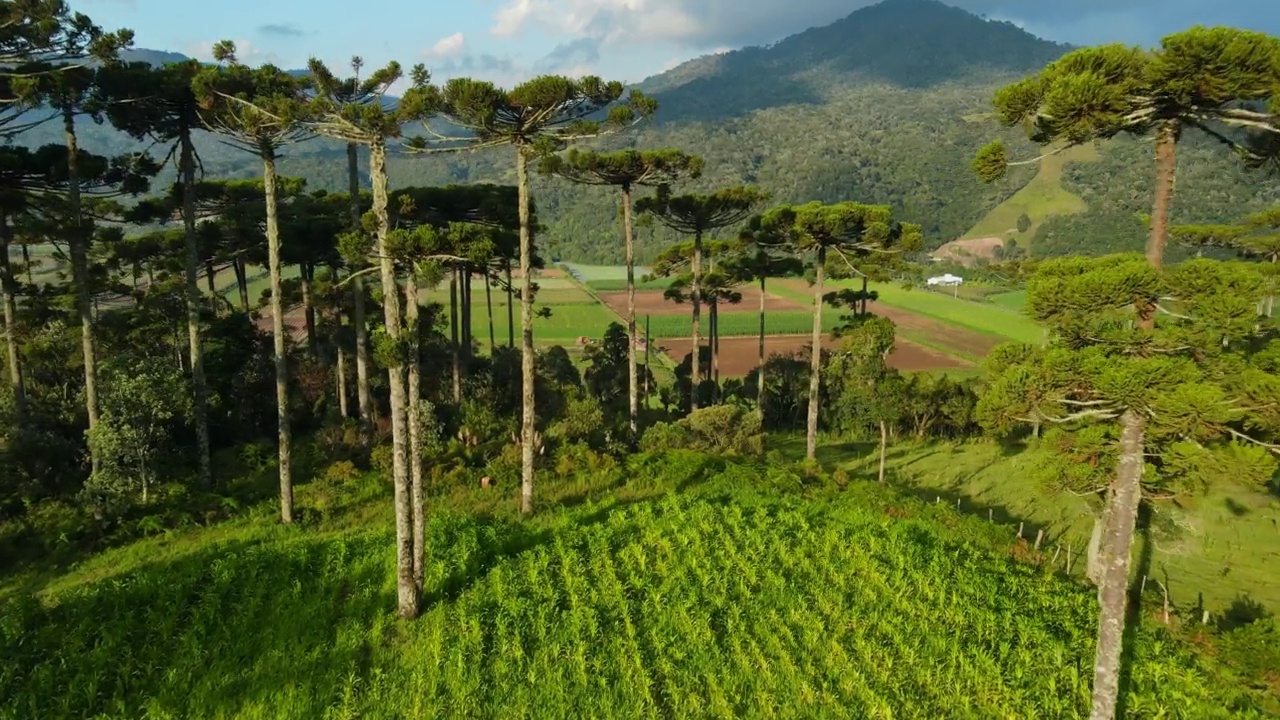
xmin=13 ymin=0 xmax=1280 ymax=263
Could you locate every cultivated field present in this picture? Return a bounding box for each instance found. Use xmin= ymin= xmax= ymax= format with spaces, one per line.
xmin=596 ymin=286 xmax=807 ymax=317
xmin=658 ymin=334 xmax=971 ymax=374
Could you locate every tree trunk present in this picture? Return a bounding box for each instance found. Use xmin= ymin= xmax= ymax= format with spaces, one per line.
xmin=878 ymin=420 xmax=888 ymax=483
xmin=63 ymin=111 xmax=100 ymax=465
xmin=517 ymin=145 xmax=536 ymax=516
xmin=302 ymin=263 xmax=317 ymax=354
xmin=711 ymin=299 xmax=720 ymax=401
xmin=485 ymin=270 xmax=496 ymax=352
xmin=449 ymin=267 xmax=462 ymax=404
xmin=233 ymin=259 xmax=249 ymax=311
xmin=1089 ymin=408 xmax=1144 ymax=720
xmin=757 ymin=276 xmax=766 ymax=420
xmin=404 ymin=272 xmax=425 ymax=592
xmin=181 ymin=129 xmax=213 ymax=488
xmin=205 ymin=262 xmax=217 ymax=294
xmin=806 ymin=246 xmax=825 ymax=460
xmin=690 ymin=229 xmax=703 ymax=411
xmin=20 ymin=244 xmax=32 ymax=285
xmin=333 ymin=263 xmax=350 ymax=419
xmin=1147 ymin=120 xmax=1179 ymax=270
xmin=348 ymin=142 xmax=373 ymax=431
xmin=263 ymin=152 xmax=293 ymax=525
xmin=461 ymin=266 xmax=472 ymax=364
xmin=370 ymin=139 xmax=418 ymax=619
xmin=622 ymin=183 xmax=638 ymax=441
xmin=505 ymin=260 xmax=515 ymax=349
xmin=0 ymin=213 xmax=26 ymax=424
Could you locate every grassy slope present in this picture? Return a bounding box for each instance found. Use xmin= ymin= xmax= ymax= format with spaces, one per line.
xmin=964 ymin=143 xmax=1100 ymax=250
xmin=1 ymin=451 xmax=1272 ymax=719
xmin=789 ymin=439 xmax=1280 ymax=615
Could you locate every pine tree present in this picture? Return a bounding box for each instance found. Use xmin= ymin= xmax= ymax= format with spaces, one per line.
xmin=974 ymin=27 xmax=1280 ymax=267
xmin=97 ymin=58 xmax=215 ymax=487
xmin=193 ymin=40 xmax=313 ymax=524
xmin=636 ymin=186 xmax=768 ymax=411
xmin=977 ymin=254 xmax=1280 ymax=720
xmin=306 ymin=58 xmax=436 ymax=618
xmin=753 ymin=202 xmax=921 ymax=460
xmin=418 ymin=74 xmax=656 ymax=516
xmin=538 ymin=148 xmax=699 ymax=440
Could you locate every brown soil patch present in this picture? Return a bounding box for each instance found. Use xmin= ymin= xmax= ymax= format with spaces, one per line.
xmin=656 ymin=334 xmax=969 ymax=377
xmin=930 ymin=236 xmax=1005 ymax=266
xmin=597 ymin=287 xmax=808 ymax=318
xmin=253 ymin=303 xmax=309 ymax=343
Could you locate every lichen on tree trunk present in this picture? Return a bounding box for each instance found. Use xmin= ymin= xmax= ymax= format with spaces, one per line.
xmin=516 ymin=145 xmax=536 ymax=516
xmin=263 ymin=152 xmax=293 ymax=525
xmin=404 ymin=272 xmax=424 ymax=591
xmin=806 ymin=247 xmax=825 ymax=460
xmin=1089 ymin=408 xmax=1144 ymax=720
xmin=347 ymin=142 xmax=373 ymax=431
xmin=370 ymin=140 xmax=417 ymax=619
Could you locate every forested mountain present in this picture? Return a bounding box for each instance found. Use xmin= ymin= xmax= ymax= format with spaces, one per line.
xmin=14 ymin=0 xmax=1280 ymax=262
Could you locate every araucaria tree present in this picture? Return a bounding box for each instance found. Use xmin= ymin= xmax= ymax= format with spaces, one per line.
xmin=307 ymin=58 xmax=436 ymax=618
xmin=538 ymin=148 xmax=698 ymax=440
xmin=307 ymin=56 xmax=377 ymax=429
xmin=194 ymin=40 xmax=312 ymax=525
xmin=977 ymin=255 xmax=1280 ymax=720
xmin=1171 ymin=207 xmax=1280 ymax=316
xmin=97 ymin=58 xmax=215 ymax=487
xmin=636 ymin=185 xmax=768 ymax=411
xmin=422 ymin=74 xmax=656 ymax=515
xmin=727 ymin=236 xmax=803 ymax=419
xmin=754 ymin=202 xmax=921 ymax=460
xmin=974 ymin=27 xmax=1280 ymax=266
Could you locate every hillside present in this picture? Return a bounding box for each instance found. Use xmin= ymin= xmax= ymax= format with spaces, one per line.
xmin=3 ymin=450 xmax=1275 ymax=718
xmin=14 ymin=0 xmax=1280 ymax=263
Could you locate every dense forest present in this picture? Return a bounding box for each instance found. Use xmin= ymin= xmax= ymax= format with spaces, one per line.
xmin=3 ymin=1 xmax=1280 ymax=718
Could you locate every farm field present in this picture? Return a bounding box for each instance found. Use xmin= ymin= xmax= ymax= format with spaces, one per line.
xmin=657 ymin=334 xmax=971 ymax=375
xmin=1 ymin=451 xmax=1268 ymax=719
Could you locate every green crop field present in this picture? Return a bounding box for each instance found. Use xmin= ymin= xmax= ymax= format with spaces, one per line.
xmin=643 ymin=309 xmax=842 ymax=339
xmin=773 ymin=279 xmax=1043 ymax=346
xmin=1 ymin=451 xmax=1269 ymax=719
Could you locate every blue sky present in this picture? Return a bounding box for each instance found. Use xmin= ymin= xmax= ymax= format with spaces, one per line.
xmin=78 ymin=0 xmax=1280 ymax=89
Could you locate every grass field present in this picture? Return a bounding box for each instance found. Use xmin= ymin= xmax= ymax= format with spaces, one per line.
xmin=790 ymin=439 xmax=1280 ymax=615
xmin=964 ymin=143 xmax=1100 ymax=251
xmin=1 ymin=450 xmax=1270 ymax=718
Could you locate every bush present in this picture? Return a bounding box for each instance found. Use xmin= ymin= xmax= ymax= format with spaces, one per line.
xmin=322 ymin=460 xmax=360 ymax=485
xmin=639 ymin=406 xmax=764 ymax=457
xmin=639 ymin=422 xmax=692 ymax=453
xmin=370 ymin=444 xmax=394 ymax=480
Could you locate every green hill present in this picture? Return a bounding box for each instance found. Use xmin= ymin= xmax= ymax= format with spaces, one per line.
xmin=13 ymin=0 xmax=1280 ymax=264
xmin=2 ymin=451 xmax=1275 ymax=718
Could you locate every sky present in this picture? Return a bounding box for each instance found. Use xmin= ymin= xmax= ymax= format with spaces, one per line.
xmin=77 ymin=0 xmax=1280 ymax=91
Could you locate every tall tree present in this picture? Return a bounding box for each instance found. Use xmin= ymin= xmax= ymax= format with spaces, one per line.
xmin=98 ymin=58 xmax=215 ymax=487
xmin=974 ymin=27 xmax=1280 ymax=268
xmin=420 ymin=74 xmax=656 ymax=515
xmin=637 ymin=186 xmax=768 ymax=411
xmin=974 ymin=28 xmax=1280 ymax=720
xmin=307 ymin=58 xmax=436 ymax=618
xmin=194 ymin=40 xmax=313 ymax=525
xmin=538 ymin=148 xmax=699 ymax=439
xmin=309 ymin=57 xmax=376 ymax=429
xmin=723 ymin=240 xmax=803 ymax=420
xmin=754 ymin=202 xmax=921 ymax=460
xmin=977 ymin=255 xmax=1280 ymax=720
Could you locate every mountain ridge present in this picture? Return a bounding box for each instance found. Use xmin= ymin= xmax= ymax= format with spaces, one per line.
xmin=12 ymin=0 xmax=1279 ymax=263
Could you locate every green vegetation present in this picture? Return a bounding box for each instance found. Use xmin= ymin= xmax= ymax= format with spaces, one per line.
xmin=965 ymin=143 xmax=1099 ymax=248
xmin=3 ymin=452 xmax=1274 ymax=719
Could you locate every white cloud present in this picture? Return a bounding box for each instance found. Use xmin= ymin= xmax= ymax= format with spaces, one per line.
xmin=425 ymin=32 xmax=466 ymax=59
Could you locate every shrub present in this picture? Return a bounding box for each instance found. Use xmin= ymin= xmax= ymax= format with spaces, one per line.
xmin=322 ymin=460 xmax=361 ymax=485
